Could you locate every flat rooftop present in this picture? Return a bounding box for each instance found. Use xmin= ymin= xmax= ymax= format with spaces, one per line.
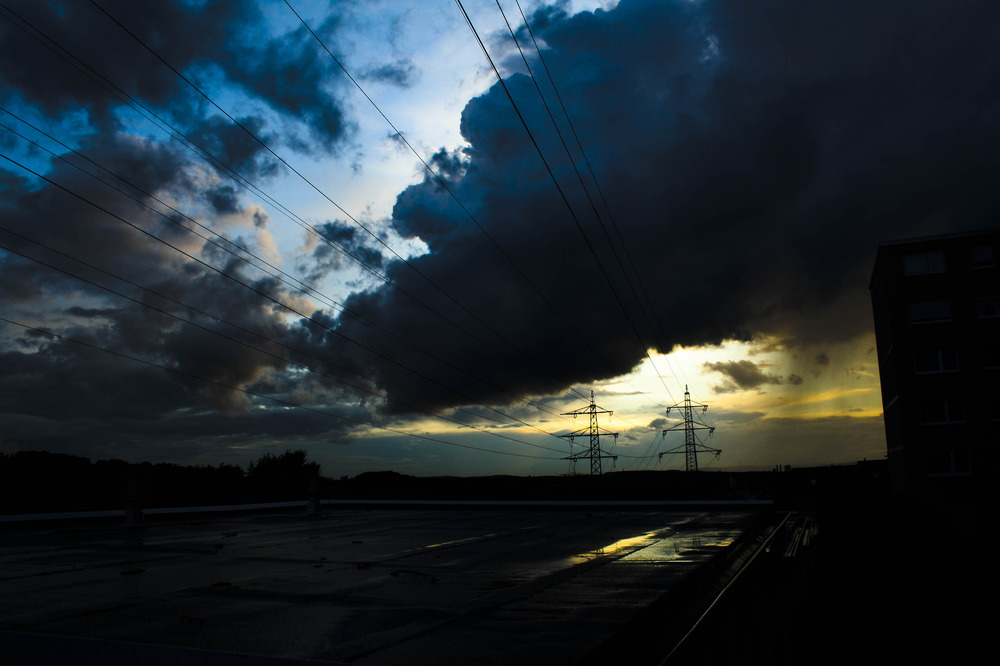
xmin=0 ymin=505 xmax=759 ymax=665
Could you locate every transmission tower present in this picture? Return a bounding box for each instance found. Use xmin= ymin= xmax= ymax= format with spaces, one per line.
xmin=560 ymin=390 xmax=618 ymax=475
xmin=658 ymin=385 xmax=720 ymax=472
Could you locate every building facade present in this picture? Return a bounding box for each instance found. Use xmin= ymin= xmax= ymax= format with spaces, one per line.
xmin=870 ymin=229 xmax=999 ymax=498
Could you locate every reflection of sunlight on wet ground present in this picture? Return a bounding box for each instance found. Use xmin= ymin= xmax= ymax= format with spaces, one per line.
xmin=565 ymin=530 xmax=740 ymax=567
xmin=565 ymin=531 xmax=661 ymax=566
xmin=622 ymin=534 xmax=738 ymax=563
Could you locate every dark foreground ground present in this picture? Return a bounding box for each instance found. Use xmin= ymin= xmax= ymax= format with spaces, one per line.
xmin=0 ymin=460 xmax=985 ymax=664
xmin=801 ymin=500 xmax=984 ymax=665
xmin=0 ymin=499 xmax=983 ymax=665
xmin=1 ymin=506 xmax=767 ymax=665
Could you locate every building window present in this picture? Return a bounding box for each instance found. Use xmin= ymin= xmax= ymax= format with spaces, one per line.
xmin=977 ymin=294 xmax=1000 ymax=319
xmin=903 ymin=250 xmax=946 ymax=275
xmin=927 ymin=450 xmax=972 ymax=477
xmin=914 ymin=348 xmax=958 ymax=374
xmin=985 ymin=346 xmax=1000 ymax=370
xmin=920 ymin=398 xmax=965 ymax=424
xmin=970 ymin=245 xmax=995 ymax=269
xmin=908 ymin=299 xmax=952 ymax=324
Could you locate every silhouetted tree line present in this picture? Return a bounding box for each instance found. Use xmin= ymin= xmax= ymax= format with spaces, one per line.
xmin=1 ymin=450 xmax=889 ymax=515
xmin=0 ymin=449 xmax=320 ymax=514
xmin=247 ymin=449 xmax=320 ymax=502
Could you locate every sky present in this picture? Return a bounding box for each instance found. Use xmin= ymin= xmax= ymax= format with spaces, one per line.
xmin=1 ymin=0 xmax=998 ymax=477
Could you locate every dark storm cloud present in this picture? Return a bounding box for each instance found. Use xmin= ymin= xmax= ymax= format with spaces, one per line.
xmin=0 ymin=134 xmax=191 ymax=300
xmin=360 ymin=59 xmax=419 ymax=87
xmin=222 ymin=17 xmax=351 ymax=155
xmin=0 ymin=343 xmax=188 ymax=422
xmin=0 ymin=0 xmax=235 ymax=122
xmin=0 ymin=338 xmax=363 ymax=462
xmin=0 ymin=125 xmax=315 ymax=429
xmin=298 ymin=220 xmax=389 ymax=285
xmin=427 ymin=147 xmax=470 ymax=185
xmin=703 ymin=359 xmax=802 ymax=393
xmin=187 ymin=115 xmax=283 ymax=184
xmin=0 ymin=0 xmax=375 ymax=454
xmin=205 ymin=184 xmax=241 ymax=215
xmin=317 ymin=0 xmax=1000 ymax=416
xmin=3 ymin=0 xmax=1000 ymax=465
xmin=0 ymin=0 xmax=350 ymax=154
xmin=0 ymin=254 xmax=366 ymax=457
xmin=648 ymin=417 xmax=667 ymax=430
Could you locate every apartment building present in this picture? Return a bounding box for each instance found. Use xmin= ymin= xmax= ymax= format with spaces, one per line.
xmin=870 ymin=229 xmax=999 ymax=498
